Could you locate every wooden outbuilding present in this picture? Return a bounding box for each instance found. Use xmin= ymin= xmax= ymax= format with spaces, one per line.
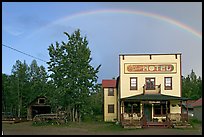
xmin=27 ymin=96 xmax=51 ymax=120
xmin=192 ymin=98 xmax=202 ymax=121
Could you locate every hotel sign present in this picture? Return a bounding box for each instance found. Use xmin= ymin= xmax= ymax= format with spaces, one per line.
xmin=124 ymin=63 xmax=177 ymax=73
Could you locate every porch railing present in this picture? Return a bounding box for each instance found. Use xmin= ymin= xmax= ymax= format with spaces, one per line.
xmin=143 ymin=84 xmax=161 ymax=94
xmin=121 ymin=113 xmax=189 ymax=128
xmin=121 ymin=113 xmax=143 ymax=127
xmin=167 ymin=113 xmax=188 ymax=123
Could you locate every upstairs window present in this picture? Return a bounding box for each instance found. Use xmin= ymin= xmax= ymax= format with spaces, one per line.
xmin=108 ymin=88 xmax=114 ymax=96
xmin=164 ymin=77 xmax=172 ymax=90
xmin=130 ymin=77 xmax=137 ymax=90
xmin=146 ymin=78 xmax=155 ymax=90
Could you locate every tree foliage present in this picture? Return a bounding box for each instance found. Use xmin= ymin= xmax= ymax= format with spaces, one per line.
xmin=2 ymin=60 xmax=49 ymax=117
xmin=182 ymin=69 xmax=202 ymax=100
xmin=47 ymin=29 xmax=101 ymax=122
xmin=2 ymin=30 xmax=102 ymax=122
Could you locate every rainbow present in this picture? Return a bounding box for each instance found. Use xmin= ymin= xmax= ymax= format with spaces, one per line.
xmin=29 ymin=9 xmax=202 ymax=39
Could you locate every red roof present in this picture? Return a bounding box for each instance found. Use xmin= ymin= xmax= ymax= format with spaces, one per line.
xmin=102 ymin=80 xmax=117 ymax=88
xmin=187 ymin=100 xmax=196 ymax=104
xmin=191 ymin=98 xmax=202 ymax=107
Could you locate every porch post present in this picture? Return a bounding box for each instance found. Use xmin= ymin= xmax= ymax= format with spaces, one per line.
xmin=180 ymin=100 xmax=183 ymax=122
xmin=142 ymin=101 xmax=145 ymax=127
xmin=186 ymin=100 xmax=188 ymax=122
xmin=121 ymin=100 xmax=124 ymax=122
xmin=142 ymin=101 xmax=144 ymax=116
xmin=166 ymin=101 xmax=168 ymax=115
xmin=131 ymin=104 xmax=133 ymax=114
xmin=166 ymin=101 xmax=168 ymax=124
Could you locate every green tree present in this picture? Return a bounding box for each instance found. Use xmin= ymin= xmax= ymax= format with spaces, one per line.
xmin=2 ymin=74 xmax=12 ymax=113
xmin=28 ymin=60 xmax=48 ymax=103
xmin=182 ymin=69 xmax=202 ymax=100
xmin=47 ymin=29 xmax=101 ymax=122
xmin=87 ymin=84 xmax=103 ymax=121
xmin=3 ymin=59 xmax=52 ymax=118
xmin=11 ymin=60 xmax=30 ymax=117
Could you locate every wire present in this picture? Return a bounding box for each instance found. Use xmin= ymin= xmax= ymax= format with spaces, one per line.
xmin=2 ymin=44 xmax=47 ymax=63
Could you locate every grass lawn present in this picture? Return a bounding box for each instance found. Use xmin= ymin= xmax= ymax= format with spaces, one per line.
xmin=2 ymin=119 xmax=202 ymax=135
xmin=32 ymin=120 xmax=133 ymax=132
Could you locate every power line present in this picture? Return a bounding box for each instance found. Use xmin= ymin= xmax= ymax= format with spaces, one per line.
xmin=2 ymin=44 xmax=47 ymax=63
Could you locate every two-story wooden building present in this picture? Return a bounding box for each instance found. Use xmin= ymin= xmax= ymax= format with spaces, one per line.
xmin=102 ymin=53 xmax=190 ymax=128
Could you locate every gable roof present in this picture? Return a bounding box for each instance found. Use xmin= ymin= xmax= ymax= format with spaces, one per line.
xmin=28 ymin=96 xmax=48 ymax=106
xmin=191 ymin=98 xmax=202 ymax=107
xmin=102 ymin=79 xmax=117 ymax=88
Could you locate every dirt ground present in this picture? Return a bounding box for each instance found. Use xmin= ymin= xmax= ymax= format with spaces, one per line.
xmin=2 ymin=121 xmax=202 ymax=135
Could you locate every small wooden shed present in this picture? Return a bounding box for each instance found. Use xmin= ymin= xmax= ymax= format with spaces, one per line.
xmin=27 ymin=96 xmax=51 ymax=120
xmin=192 ymin=98 xmax=202 ymax=121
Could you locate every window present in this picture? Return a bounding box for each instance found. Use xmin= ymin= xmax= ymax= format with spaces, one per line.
xmin=164 ymin=77 xmax=172 ymax=90
xmin=145 ymin=78 xmax=155 ymax=90
xmin=38 ymin=98 xmax=45 ymax=104
xmin=154 ymin=104 xmax=162 ymax=115
xmin=154 ymin=101 xmax=170 ymax=116
xmin=108 ymin=104 xmax=114 ymax=113
xmin=124 ymin=102 xmax=140 ymax=113
xmin=124 ymin=102 xmax=132 ymax=113
xmin=130 ymin=77 xmax=137 ymax=90
xmin=108 ymin=88 xmax=114 ymax=96
xmin=132 ymin=102 xmax=140 ymax=113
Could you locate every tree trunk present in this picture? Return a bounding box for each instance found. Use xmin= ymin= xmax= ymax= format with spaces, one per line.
xmin=72 ymin=107 xmax=75 ymax=122
xmin=18 ymin=103 xmax=21 ymax=118
xmin=75 ymin=107 xmax=78 ymax=122
xmin=79 ymin=110 xmax=81 ymax=122
xmin=65 ymin=106 xmax=71 ymax=122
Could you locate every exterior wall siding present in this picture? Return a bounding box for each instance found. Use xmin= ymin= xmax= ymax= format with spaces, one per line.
xmin=104 ymin=88 xmax=117 ymax=122
xmin=193 ymin=106 xmax=202 ymax=121
xmin=170 ymin=100 xmax=181 ymax=113
xmin=120 ymin=54 xmax=181 ymax=99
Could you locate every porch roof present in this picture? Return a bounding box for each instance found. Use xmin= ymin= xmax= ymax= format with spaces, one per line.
xmin=121 ymin=94 xmax=189 ymax=101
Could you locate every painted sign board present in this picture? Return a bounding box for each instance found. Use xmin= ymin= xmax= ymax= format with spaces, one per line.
xmin=124 ymin=63 xmax=177 ymax=74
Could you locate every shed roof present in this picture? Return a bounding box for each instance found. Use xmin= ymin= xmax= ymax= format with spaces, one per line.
xmin=102 ymin=79 xmax=117 ymax=88
xmin=182 ymin=100 xmax=196 ymax=108
xmin=191 ymin=98 xmax=202 ymax=107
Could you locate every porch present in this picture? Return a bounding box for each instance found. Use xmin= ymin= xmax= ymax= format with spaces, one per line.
xmin=120 ymin=94 xmax=191 ymax=128
xmin=121 ymin=112 xmax=189 ymax=128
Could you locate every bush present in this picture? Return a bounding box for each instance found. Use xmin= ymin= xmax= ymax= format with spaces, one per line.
xmin=82 ymin=115 xmax=103 ymax=122
xmin=189 ymin=118 xmax=202 ymax=124
xmin=189 ymin=117 xmax=202 ymax=128
xmin=32 ymin=119 xmax=61 ymax=126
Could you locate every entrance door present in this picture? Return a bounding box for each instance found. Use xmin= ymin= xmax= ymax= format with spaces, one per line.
xmin=144 ymin=103 xmax=152 ymax=122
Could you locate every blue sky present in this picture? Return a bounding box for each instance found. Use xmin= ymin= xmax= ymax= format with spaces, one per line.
xmin=2 ymin=2 xmax=202 ymax=83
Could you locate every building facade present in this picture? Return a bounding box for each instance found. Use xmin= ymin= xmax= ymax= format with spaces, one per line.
xmin=102 ymin=53 xmax=190 ymax=128
xmin=102 ymin=79 xmax=118 ymax=122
